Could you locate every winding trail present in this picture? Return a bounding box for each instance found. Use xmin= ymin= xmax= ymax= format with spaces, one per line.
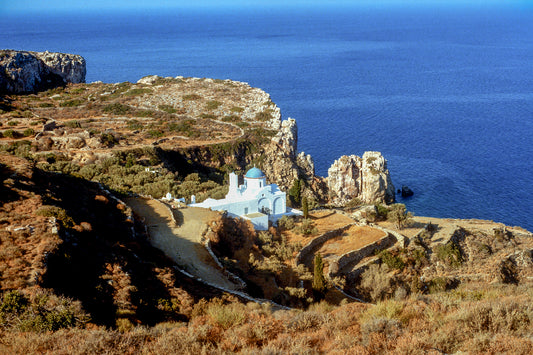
xmin=125 ymin=197 xmax=240 ymax=291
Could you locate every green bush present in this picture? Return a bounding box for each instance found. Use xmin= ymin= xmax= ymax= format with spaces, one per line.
xmin=222 ymin=115 xmax=239 ymax=122
xmin=59 ymin=99 xmax=83 ymax=107
xmin=148 ymin=129 xmax=164 ymax=138
xmin=0 ymin=291 xmax=28 ymax=318
xmin=183 ymin=94 xmax=202 ymax=100
xmin=378 ymin=250 xmax=405 ymax=270
xmin=35 ymin=205 xmax=75 ymax=228
xmin=206 ymin=301 xmax=247 ymax=330
xmin=124 ymin=88 xmax=152 ymax=96
xmin=435 ymin=241 xmax=462 ymax=268
xmin=2 ymin=129 xmax=19 ymax=138
xmin=39 ymin=102 xmax=54 ymax=108
xmin=65 ymin=120 xmax=82 ymax=128
xmin=7 ymin=120 xmax=19 ymax=126
xmin=206 ymin=100 xmax=221 ymax=110
xmin=100 ymin=133 xmax=118 ymax=147
xmin=254 ymin=109 xmax=273 ymax=121
xmin=103 ymin=103 xmax=131 ymax=115
xmin=296 ymin=218 xmax=318 ymax=236
xmin=0 ymin=290 xmax=89 ymax=332
xmin=127 ymin=119 xmax=143 ymax=130
xmin=23 ymin=128 xmax=35 ymax=137
xmin=230 ymin=106 xmax=244 ymax=113
xmin=277 ymin=215 xmax=295 ymax=230
xmin=158 ymin=104 xmax=177 ymax=114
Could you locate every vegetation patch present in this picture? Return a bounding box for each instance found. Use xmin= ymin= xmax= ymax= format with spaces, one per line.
xmin=435 ymin=241 xmax=463 ymax=268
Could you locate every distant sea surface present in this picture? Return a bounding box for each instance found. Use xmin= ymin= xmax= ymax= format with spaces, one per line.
xmin=3 ymin=6 xmax=533 ymax=231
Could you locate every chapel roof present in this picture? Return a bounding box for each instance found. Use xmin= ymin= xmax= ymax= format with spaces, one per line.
xmin=245 ymin=167 xmax=265 ymax=179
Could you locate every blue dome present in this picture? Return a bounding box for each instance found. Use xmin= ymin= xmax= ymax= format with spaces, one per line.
xmin=245 ymin=167 xmax=265 ymax=179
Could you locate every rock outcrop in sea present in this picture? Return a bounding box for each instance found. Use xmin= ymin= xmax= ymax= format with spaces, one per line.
xmin=0 ymin=50 xmax=86 ymax=94
xmin=327 ymin=152 xmax=395 ymax=205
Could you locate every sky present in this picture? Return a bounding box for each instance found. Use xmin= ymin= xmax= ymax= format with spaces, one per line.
xmin=3 ymin=0 xmax=530 ymax=14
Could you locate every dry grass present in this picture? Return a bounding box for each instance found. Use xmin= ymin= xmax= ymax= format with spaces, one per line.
xmin=0 ymin=286 xmax=531 ymax=354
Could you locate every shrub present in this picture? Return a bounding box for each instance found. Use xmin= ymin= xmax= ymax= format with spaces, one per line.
xmin=387 ymin=203 xmax=413 ymax=229
xmin=35 ymin=205 xmax=75 ymax=228
xmin=158 ymin=104 xmax=177 ymax=114
xmin=2 ymin=129 xmax=19 ymax=138
xmin=375 ymin=203 xmax=389 ymax=220
xmin=59 ymin=99 xmax=83 ymax=107
xmin=65 ymin=120 xmax=82 ymax=128
xmin=127 ymin=119 xmax=143 ymax=130
xmin=103 ymin=103 xmax=131 ymax=115
xmin=148 ymin=130 xmax=164 ymax=138
xmin=288 ymin=179 xmax=302 ymax=207
xmin=435 ymin=241 xmax=463 ymax=268
xmin=100 ymin=132 xmax=118 ymax=147
xmin=379 ymin=250 xmax=405 ymax=270
xmin=0 ymin=291 xmax=28 ymax=318
xmin=361 ymin=263 xmax=393 ymax=301
xmin=254 ymin=109 xmax=273 ymax=121
xmin=183 ymin=94 xmax=201 ymax=100
xmin=206 ymin=301 xmax=247 ymax=329
xmin=222 ymin=115 xmax=239 ymax=122
xmin=296 ymin=218 xmax=317 ymax=236
xmin=39 ymin=102 xmax=54 ymax=108
xmin=7 ymin=120 xmax=19 ymax=126
xmin=230 ymin=106 xmax=244 ymax=113
xmin=277 ymin=215 xmax=295 ymax=230
xmin=23 ymin=128 xmax=35 ymax=137
xmin=124 ymin=88 xmax=152 ymax=96
xmin=206 ymin=100 xmax=221 ymax=110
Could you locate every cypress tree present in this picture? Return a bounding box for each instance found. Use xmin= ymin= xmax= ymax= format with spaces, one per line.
xmin=302 ymin=195 xmax=309 ymax=219
xmin=312 ymin=252 xmax=325 ymax=292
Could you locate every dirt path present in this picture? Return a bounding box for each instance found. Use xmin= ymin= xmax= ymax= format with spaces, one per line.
xmin=125 ymin=197 xmax=239 ymax=290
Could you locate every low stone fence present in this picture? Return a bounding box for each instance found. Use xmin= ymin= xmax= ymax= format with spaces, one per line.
xmin=327 ymin=233 xmax=397 ymax=278
xmin=295 ymin=223 xmax=356 ymax=267
xmin=204 ymin=238 xmax=247 ymax=290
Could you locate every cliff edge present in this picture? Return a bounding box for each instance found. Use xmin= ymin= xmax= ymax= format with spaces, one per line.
xmin=0 ymin=50 xmax=86 ymax=94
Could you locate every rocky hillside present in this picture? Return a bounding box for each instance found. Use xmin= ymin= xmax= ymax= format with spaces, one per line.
xmin=0 ymin=50 xmax=86 ymax=94
xmin=0 ymin=69 xmax=393 ymax=205
xmin=0 ymin=153 xmax=227 ymax=329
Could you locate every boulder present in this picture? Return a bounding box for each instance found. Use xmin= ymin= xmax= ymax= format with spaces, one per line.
xmin=401 ymin=185 xmax=414 ymax=197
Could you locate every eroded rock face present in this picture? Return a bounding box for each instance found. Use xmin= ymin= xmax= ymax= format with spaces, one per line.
xmin=327 ymin=151 xmax=395 ymax=206
xmin=262 ymin=118 xmax=314 ymax=189
xmin=0 ymin=50 xmax=86 ymax=94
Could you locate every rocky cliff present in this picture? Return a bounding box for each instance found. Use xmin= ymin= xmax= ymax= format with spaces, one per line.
xmin=262 ymin=118 xmax=315 ymax=187
xmin=0 ymin=50 xmax=86 ymax=94
xmin=327 ymin=152 xmax=395 ymax=205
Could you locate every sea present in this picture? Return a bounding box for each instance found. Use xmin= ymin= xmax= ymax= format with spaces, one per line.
xmin=2 ymin=5 xmax=533 ymax=231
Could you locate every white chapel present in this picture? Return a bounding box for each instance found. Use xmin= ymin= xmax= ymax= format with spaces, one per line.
xmin=190 ymin=167 xmax=299 ymax=230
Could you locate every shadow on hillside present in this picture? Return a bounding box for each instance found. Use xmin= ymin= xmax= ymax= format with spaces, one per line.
xmin=35 ymin=169 xmax=222 ymax=327
xmin=0 ymin=164 xmax=22 ymax=205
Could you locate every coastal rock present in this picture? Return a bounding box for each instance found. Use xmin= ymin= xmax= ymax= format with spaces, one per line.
xmin=0 ymin=50 xmax=86 ymax=94
xmin=327 ymin=152 xmax=395 ymax=206
xmin=296 ymin=151 xmax=315 ymax=178
xmin=401 ymin=185 xmax=414 ymax=197
xmin=137 ymin=75 xmax=161 ymax=85
xmin=270 ymin=118 xmax=297 ymax=158
xmin=261 ymin=118 xmax=315 ymax=192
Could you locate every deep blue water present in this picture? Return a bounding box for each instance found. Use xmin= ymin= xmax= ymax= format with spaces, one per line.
xmin=2 ymin=6 xmax=533 ymax=231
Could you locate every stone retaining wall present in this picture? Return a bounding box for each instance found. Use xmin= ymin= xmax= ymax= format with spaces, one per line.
xmin=295 ymin=223 xmax=356 ymax=266
xmin=328 ymin=233 xmax=396 ymax=278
